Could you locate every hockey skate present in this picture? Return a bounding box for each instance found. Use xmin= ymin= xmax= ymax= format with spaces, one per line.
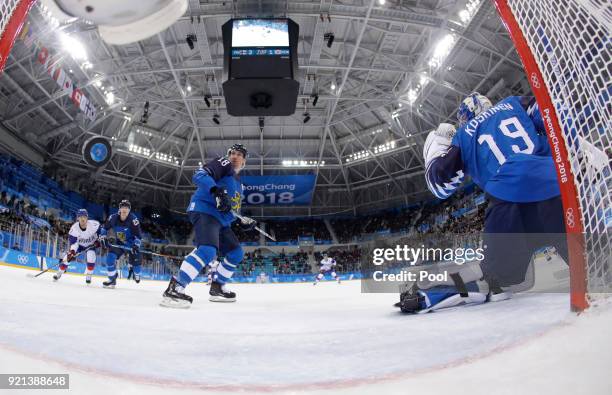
xmin=53 ymin=271 xmax=64 ymax=281
xmin=160 ymin=277 xmax=193 ymax=308
xmin=134 ymin=274 xmax=140 ymax=284
xmin=209 ymin=281 xmax=236 ymax=302
xmin=103 ymin=273 xmax=118 ymax=289
xmin=485 ymin=279 xmax=512 ymax=303
xmin=85 ymin=274 xmax=92 ymax=285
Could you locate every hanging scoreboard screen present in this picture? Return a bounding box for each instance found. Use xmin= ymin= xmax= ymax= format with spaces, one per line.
xmin=222 ymin=18 xmax=300 ymax=116
xmin=226 ymin=18 xmax=296 ymax=79
xmin=231 ymin=19 xmax=289 ymax=47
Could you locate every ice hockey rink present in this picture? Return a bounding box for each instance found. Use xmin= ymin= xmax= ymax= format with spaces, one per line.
xmin=1 ymin=261 xmax=611 ymax=395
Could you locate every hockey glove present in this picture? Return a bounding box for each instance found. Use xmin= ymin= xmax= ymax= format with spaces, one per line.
xmin=239 ymin=216 xmax=257 ymax=231
xmin=210 ymin=186 xmax=232 ymax=213
xmin=132 ymin=239 xmax=141 ymax=255
xmin=66 ymin=250 xmax=77 ymax=262
xmin=99 ymin=235 xmax=109 ymax=249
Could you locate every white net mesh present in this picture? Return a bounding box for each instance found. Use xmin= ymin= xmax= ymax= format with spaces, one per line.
xmin=0 ymin=0 xmax=22 ymax=38
xmin=0 ymin=0 xmax=26 ymax=69
xmin=504 ymin=0 xmax=611 ymax=295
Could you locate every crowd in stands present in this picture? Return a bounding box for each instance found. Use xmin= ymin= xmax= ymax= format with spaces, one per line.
xmin=0 ymin=190 xmax=72 ymax=237
xmin=266 ymin=218 xmax=331 ymax=242
xmin=1 ymin=151 xmax=489 ymax=278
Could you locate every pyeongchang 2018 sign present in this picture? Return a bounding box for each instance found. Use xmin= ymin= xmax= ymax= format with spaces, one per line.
xmin=241 ymin=175 xmax=316 ymax=205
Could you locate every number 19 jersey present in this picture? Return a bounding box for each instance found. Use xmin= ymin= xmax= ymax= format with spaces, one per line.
xmin=451 ymin=96 xmax=560 ymax=202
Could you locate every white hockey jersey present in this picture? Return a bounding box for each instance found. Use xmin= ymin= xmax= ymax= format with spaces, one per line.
xmin=320 ymin=257 xmax=336 ymax=271
xmin=68 ymin=220 xmax=100 ymax=251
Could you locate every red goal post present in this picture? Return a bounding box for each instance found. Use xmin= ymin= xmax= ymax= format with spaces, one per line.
xmin=0 ymin=0 xmax=35 ymax=72
xmin=494 ymin=0 xmax=611 ymax=311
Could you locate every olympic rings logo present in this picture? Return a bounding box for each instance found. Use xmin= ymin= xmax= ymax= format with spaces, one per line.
xmin=530 ymin=73 xmax=541 ymax=89
xmin=565 ymin=207 xmax=576 ymax=229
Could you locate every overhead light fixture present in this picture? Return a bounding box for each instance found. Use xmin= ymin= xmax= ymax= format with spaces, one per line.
xmin=378 ymin=0 xmax=386 ymax=4
xmin=324 ymin=33 xmax=335 ymax=48
xmin=258 ymin=117 xmax=265 ymax=131
xmin=330 ymin=81 xmax=336 ymax=91
xmin=186 ymin=34 xmax=197 ymax=50
xmin=204 ymin=95 xmax=211 ymax=108
xmin=311 ymin=94 xmax=319 ymax=107
xmin=212 ymin=114 xmax=220 ymax=125
xmin=122 ymin=106 xmax=127 ymax=111
xmin=303 ymin=112 xmax=311 ymax=124
xmin=141 ymin=101 xmax=150 ymax=124
xmin=105 ymin=91 xmax=115 ymax=105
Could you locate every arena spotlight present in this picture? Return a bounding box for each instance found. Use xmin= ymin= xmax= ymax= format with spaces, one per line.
xmin=186 ymin=34 xmax=197 ymax=50
xmin=204 ymin=95 xmax=211 ymax=108
xmin=303 ymin=112 xmax=311 ymax=124
xmin=212 ymin=114 xmax=220 ymax=125
xmin=324 ymin=33 xmax=335 ymax=48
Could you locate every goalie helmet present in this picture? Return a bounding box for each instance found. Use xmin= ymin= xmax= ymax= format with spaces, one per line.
xmin=41 ymin=0 xmax=188 ymax=45
xmin=457 ymin=92 xmax=492 ymax=126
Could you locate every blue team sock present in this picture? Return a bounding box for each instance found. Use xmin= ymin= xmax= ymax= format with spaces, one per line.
xmin=177 ymin=246 xmax=216 ymax=288
xmin=213 ymin=247 xmax=242 ymax=284
xmin=106 ymin=252 xmax=117 ymax=279
xmin=214 ymin=259 xmax=237 ymax=284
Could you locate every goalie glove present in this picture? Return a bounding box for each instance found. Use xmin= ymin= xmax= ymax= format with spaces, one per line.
xmin=423 ymin=123 xmax=456 ymax=167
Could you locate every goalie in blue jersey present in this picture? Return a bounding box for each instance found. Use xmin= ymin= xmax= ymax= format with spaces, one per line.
xmin=396 ymin=93 xmax=569 ymax=313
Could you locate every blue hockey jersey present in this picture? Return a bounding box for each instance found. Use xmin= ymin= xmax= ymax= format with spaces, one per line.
xmin=426 ymin=96 xmax=560 ymax=203
xmin=100 ymin=212 xmax=142 ymax=246
xmin=187 ymin=157 xmax=243 ymax=227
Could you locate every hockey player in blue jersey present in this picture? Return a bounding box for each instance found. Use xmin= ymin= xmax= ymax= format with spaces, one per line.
xmin=161 ymin=144 xmax=256 ymax=307
xmin=396 ymin=92 xmax=569 ymax=313
xmin=98 ymin=200 xmax=143 ymax=289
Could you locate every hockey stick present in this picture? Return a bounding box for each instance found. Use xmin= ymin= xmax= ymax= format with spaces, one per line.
xmin=27 ymin=244 xmax=97 ymax=278
xmin=233 ymin=212 xmax=276 ymax=241
xmin=107 ymin=243 xmax=182 ymax=260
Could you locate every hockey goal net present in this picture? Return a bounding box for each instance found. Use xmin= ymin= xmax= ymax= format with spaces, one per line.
xmin=494 ymin=0 xmax=611 ymax=311
xmin=0 ymin=0 xmax=34 ymax=72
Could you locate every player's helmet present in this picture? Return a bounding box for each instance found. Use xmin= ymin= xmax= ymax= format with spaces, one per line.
xmin=457 ymin=92 xmax=492 ymax=126
xmin=119 ymin=200 xmax=131 ymax=210
xmin=76 ymin=209 xmax=88 ymax=218
xmin=227 ymin=144 xmax=248 ymax=158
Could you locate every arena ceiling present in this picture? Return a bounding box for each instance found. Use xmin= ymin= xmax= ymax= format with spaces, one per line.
xmin=0 ymin=0 xmax=531 ymax=216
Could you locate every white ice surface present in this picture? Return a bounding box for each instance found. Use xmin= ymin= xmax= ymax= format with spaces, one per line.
xmin=0 ymin=263 xmax=610 ymax=395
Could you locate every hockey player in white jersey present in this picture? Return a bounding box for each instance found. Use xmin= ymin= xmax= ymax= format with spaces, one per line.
xmin=313 ymin=253 xmax=341 ymax=285
xmin=53 ymin=209 xmax=100 ymax=284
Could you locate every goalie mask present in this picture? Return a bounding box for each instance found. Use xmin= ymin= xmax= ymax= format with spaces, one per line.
xmin=41 ymin=0 xmax=188 ymax=45
xmin=457 ymin=92 xmax=492 ymax=126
